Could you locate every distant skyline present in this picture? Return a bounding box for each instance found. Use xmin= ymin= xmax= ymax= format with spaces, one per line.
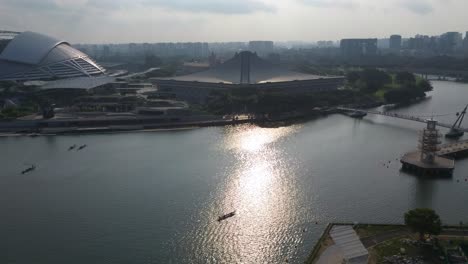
xmin=1 ymin=0 xmax=468 ymax=44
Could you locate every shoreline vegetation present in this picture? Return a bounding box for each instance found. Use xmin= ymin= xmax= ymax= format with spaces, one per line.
xmin=202 ymin=69 xmax=432 ymax=116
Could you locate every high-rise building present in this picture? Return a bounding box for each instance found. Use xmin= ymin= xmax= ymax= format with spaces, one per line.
xmin=340 ymin=39 xmax=378 ymax=58
xmin=463 ymin=32 xmax=468 ymax=55
xmin=439 ymin=32 xmax=463 ymax=54
xmin=408 ymin=35 xmax=430 ymax=50
xmin=389 ymin=35 xmax=402 ymax=51
xmin=248 ymin=41 xmax=274 ymax=57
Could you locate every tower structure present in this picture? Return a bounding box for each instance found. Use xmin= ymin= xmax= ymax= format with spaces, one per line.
xmin=419 ymin=120 xmax=441 ymax=164
xmin=239 ymin=51 xmax=251 ymax=84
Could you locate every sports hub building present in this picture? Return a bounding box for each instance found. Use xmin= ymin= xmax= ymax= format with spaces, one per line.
xmin=152 ymin=51 xmax=345 ymax=104
xmin=0 ymin=31 xmax=105 ymax=81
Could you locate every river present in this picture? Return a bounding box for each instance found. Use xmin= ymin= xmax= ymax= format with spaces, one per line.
xmin=1 ymin=81 xmax=468 ymax=263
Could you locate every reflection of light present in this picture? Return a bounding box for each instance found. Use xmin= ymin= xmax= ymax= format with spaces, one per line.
xmin=200 ymin=125 xmax=303 ymax=263
xmin=242 ymin=132 xmax=272 ymax=152
xmin=226 ymin=125 xmax=299 ymax=153
xmin=239 ymin=161 xmax=272 ymax=206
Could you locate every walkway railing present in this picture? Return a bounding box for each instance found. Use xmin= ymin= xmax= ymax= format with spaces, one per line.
xmin=337 ymin=107 xmax=465 ymax=132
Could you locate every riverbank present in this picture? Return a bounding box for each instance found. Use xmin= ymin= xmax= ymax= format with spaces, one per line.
xmin=0 ymin=116 xmax=255 ymax=137
xmin=0 ymin=108 xmax=337 ymax=137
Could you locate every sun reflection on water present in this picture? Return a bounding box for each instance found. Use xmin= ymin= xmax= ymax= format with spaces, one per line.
xmin=225 ymin=124 xmax=300 ymax=153
xmin=206 ymin=124 xmax=303 ymax=263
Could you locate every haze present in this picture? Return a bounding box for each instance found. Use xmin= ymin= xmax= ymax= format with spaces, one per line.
xmin=1 ymin=0 xmax=468 ymax=43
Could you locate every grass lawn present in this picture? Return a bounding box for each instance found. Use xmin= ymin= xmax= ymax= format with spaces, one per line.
xmin=355 ymin=224 xmax=407 ymax=238
xmin=369 ymin=235 xmax=445 ymax=264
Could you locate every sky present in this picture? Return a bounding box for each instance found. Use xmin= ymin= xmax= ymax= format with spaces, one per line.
xmin=1 ymin=0 xmax=468 ymax=44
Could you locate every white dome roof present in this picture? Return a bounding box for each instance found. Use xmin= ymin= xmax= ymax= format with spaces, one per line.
xmin=0 ymin=31 xmax=105 ymax=81
xmin=0 ymin=31 xmax=68 ymax=65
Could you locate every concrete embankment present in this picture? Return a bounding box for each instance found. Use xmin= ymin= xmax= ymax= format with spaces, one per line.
xmin=0 ymin=116 xmax=256 ymax=136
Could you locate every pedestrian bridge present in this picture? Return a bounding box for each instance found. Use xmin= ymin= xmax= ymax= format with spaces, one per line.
xmin=337 ymin=107 xmax=467 ymax=132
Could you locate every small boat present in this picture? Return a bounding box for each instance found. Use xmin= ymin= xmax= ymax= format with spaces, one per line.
xmin=68 ymin=144 xmax=77 ymax=151
xmin=21 ymin=165 xmax=36 ymax=174
xmin=29 ymin=133 xmax=40 ymax=138
xmin=78 ymin=144 xmax=87 ymax=150
xmin=445 ymin=128 xmax=464 ymax=139
xmin=348 ymin=111 xmax=367 ymax=118
xmin=217 ymin=211 xmax=236 ymax=222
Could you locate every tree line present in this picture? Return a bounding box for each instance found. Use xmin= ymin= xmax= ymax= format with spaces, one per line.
xmin=346 ymin=69 xmax=433 ymax=104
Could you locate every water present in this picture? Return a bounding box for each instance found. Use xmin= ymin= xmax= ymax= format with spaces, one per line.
xmin=1 ymin=81 xmax=468 ymax=264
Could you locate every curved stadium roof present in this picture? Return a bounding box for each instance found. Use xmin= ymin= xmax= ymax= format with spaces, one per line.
xmin=0 ymin=31 xmax=105 ymax=81
xmin=160 ymin=51 xmax=327 ymax=84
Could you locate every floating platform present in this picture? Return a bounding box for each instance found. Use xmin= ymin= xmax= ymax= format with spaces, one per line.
xmin=401 ymin=152 xmax=455 ymax=176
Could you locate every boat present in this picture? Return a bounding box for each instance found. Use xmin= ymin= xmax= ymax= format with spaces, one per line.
xmin=217 ymin=211 xmax=236 ymax=222
xmin=68 ymin=144 xmax=76 ymax=151
xmin=348 ymin=111 xmax=367 ymax=118
xmin=445 ymin=128 xmax=464 ymax=139
xmin=78 ymin=144 xmax=87 ymax=150
xmin=21 ymin=165 xmax=36 ymax=174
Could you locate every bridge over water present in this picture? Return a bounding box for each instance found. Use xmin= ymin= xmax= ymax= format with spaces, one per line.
xmin=336 ymin=107 xmax=468 ymax=132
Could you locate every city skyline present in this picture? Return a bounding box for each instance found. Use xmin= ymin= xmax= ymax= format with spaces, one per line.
xmin=1 ymin=0 xmax=468 ymax=44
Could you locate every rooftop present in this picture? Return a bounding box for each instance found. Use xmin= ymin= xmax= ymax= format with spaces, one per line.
xmin=155 ymin=51 xmax=337 ymax=85
xmin=40 ymin=76 xmax=116 ymax=90
xmin=329 ymin=225 xmax=368 ymax=262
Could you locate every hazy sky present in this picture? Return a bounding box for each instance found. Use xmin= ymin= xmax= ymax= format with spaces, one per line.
xmin=1 ymin=0 xmax=467 ymax=43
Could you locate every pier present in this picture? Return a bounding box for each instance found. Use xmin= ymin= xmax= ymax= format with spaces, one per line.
xmin=399 ymin=120 xmax=468 ymax=176
xmin=401 ymin=152 xmax=455 ymax=176
xmin=400 ymin=120 xmax=455 ymax=176
xmin=437 ymin=140 xmax=468 ymax=158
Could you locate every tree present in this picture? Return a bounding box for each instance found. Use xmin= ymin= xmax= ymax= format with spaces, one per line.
xmin=144 ymin=54 xmax=162 ymax=68
xmin=360 ymin=69 xmax=392 ymax=93
xmin=346 ymin=71 xmax=361 ymax=84
xmin=417 ymin=79 xmax=433 ymax=92
xmin=404 ymin=208 xmax=442 ymax=240
xmin=396 ymin=71 xmax=416 ymax=84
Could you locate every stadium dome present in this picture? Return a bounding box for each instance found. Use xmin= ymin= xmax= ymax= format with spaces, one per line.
xmin=0 ymin=31 xmax=105 ymax=81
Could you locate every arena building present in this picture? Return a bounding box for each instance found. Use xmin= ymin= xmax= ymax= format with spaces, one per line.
xmin=152 ymin=51 xmax=345 ymax=104
xmin=0 ymin=31 xmax=105 ymax=81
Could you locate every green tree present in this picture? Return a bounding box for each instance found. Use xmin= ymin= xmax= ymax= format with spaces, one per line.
xmin=346 ymin=71 xmax=361 ymax=84
xmin=404 ymin=208 xmax=442 ymax=240
xmin=144 ymin=54 xmax=162 ymax=68
xmin=360 ymin=69 xmax=391 ymax=93
xmin=395 ymin=71 xmax=416 ymax=84
xmin=417 ymin=79 xmax=433 ymax=92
